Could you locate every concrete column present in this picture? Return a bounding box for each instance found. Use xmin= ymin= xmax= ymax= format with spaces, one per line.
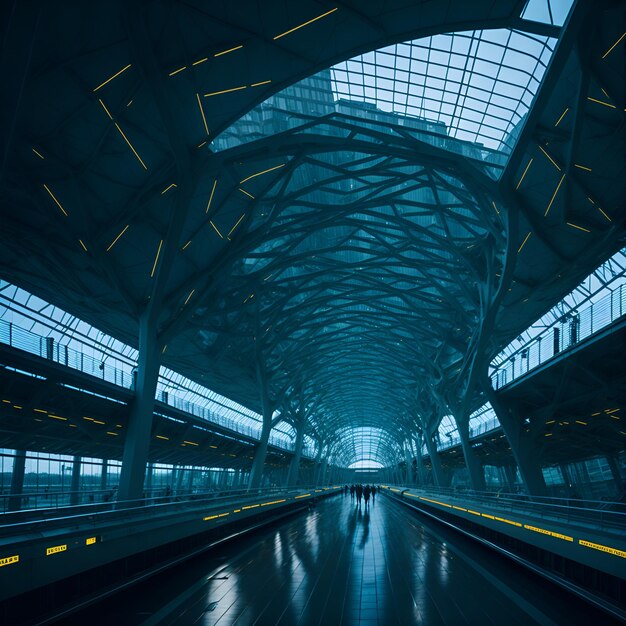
xmin=187 ymin=468 xmax=194 ymax=492
xmin=404 ymin=447 xmax=413 ymax=485
xmin=424 ymin=434 xmax=446 ymax=487
xmin=100 ymin=459 xmax=108 ymax=492
xmin=248 ymin=417 xmax=272 ymax=489
xmin=318 ymin=458 xmax=328 ymax=486
xmin=287 ymin=421 xmax=306 ymax=487
xmin=145 ymin=462 xmax=153 ymax=494
xmin=559 ymin=463 xmax=573 ymax=488
xmin=504 ymin=464 xmax=517 ymax=491
xmin=457 ymin=423 xmax=486 ymax=491
xmin=484 ymin=383 xmax=547 ymax=497
xmin=176 ymin=466 xmax=185 ymax=493
xmin=8 ymin=450 xmax=26 ymax=512
xmin=70 ymin=456 xmax=81 ymax=506
xmin=118 ymin=312 xmax=161 ymax=503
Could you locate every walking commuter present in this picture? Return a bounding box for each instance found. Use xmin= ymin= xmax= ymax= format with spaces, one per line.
xmin=356 ymin=484 xmax=363 ymax=506
xmin=364 ymin=485 xmax=371 ymax=507
xmin=371 ymin=486 xmax=376 ymax=503
xmin=350 ymin=484 xmax=355 ymax=500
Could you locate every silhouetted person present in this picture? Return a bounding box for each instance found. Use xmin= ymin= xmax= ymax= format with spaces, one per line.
xmin=356 ymin=484 xmax=363 ymax=506
xmin=364 ymin=485 xmax=371 ymax=507
xmin=350 ymin=485 xmax=355 ymax=500
xmin=371 ymin=486 xmax=376 ymax=503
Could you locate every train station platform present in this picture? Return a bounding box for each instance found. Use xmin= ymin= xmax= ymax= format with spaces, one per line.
xmin=24 ymin=490 xmax=620 ymax=626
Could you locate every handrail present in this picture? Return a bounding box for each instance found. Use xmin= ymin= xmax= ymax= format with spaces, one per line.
xmin=490 ymin=284 xmax=626 ymax=390
xmin=386 ymin=484 xmax=626 ymax=533
xmin=0 ymin=318 xmax=314 ymax=455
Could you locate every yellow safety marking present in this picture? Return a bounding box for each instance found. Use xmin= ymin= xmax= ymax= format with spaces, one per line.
xmin=0 ymin=555 xmax=19 ymax=567
xmin=579 ymin=540 xmax=626 ymax=558
xmin=524 ymin=524 xmax=573 ymax=542
xmin=46 ymin=544 xmax=67 ymax=556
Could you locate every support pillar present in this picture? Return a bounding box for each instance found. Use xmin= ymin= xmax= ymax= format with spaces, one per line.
xmin=100 ymin=459 xmax=108 ymax=492
xmin=424 ymin=434 xmax=446 ymax=487
xmin=287 ymin=421 xmax=306 ymax=487
xmin=484 ymin=381 xmax=547 ymax=497
xmin=145 ymin=462 xmax=153 ymax=494
xmin=8 ymin=450 xmax=26 ymax=512
xmin=504 ymin=464 xmax=517 ymax=491
xmin=117 ymin=313 xmax=161 ymax=503
xmin=404 ymin=446 xmax=413 ymax=486
xmin=457 ymin=422 xmax=486 ymax=491
xmin=70 ymin=456 xmax=81 ymax=506
xmin=176 ymin=465 xmax=185 ymax=493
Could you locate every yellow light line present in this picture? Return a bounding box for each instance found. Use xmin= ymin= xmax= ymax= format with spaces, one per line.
xmin=517 ymin=231 xmax=532 ymax=254
xmin=545 ymin=433 xmax=553 ymax=437
xmin=204 ymin=85 xmax=246 ymax=97
xmin=168 ymin=66 xmax=187 ymax=77
xmin=34 ymin=408 xmax=47 ymax=413
xmin=49 ymin=415 xmax=67 ymax=421
xmin=93 ymin=63 xmax=132 ymax=92
xmin=602 ymin=31 xmax=626 ymax=59
xmin=575 ymin=420 xmax=587 ymax=425
xmin=184 ymin=289 xmax=195 ymax=306
xmin=92 ymin=420 xmax=105 ymax=425
xmin=197 ymin=141 xmax=207 ymax=148
xmin=127 ymin=99 xmax=133 ymax=107
xmin=238 ymin=188 xmax=255 ymax=199
xmin=78 ymin=239 xmax=88 ymax=252
xmin=43 ymin=184 xmax=69 ymax=216
xmin=250 ymin=80 xmax=271 ymax=87
xmin=239 ymin=163 xmax=286 ymax=184
xmin=98 ymin=98 xmax=113 ymax=120
xmin=162 ymin=344 xmax=167 ymax=354
xmin=566 ymin=222 xmax=590 ymax=233
xmin=183 ymin=440 xmax=199 ymax=446
xmin=156 ymin=435 xmax=169 ymax=440
xmin=106 ymin=224 xmax=130 ymax=252
xmin=32 ymin=147 xmax=44 ymax=159
xmin=587 ymin=96 xmax=616 ymax=109
xmin=544 ymin=173 xmax=566 ymax=217
xmin=492 ymin=201 xmax=499 ymax=215
xmin=516 ymin=157 xmax=533 ymax=190
xmin=209 ymin=220 xmax=223 ymax=239
xmin=206 ymin=179 xmax=217 ymax=213
xmin=574 ymin=164 xmax=592 ymax=172
xmin=161 ymin=183 xmax=177 ymax=194
xmin=151 ymin=239 xmax=163 ymax=278
xmin=554 ymin=107 xmax=568 ymax=127
xmin=273 ymin=7 xmax=338 ymax=40
xmin=597 ymin=207 xmax=611 ymax=222
xmin=181 ymin=240 xmax=192 ymax=251
xmin=192 ymin=57 xmax=208 ymax=66
xmin=538 ymin=145 xmax=561 ymax=171
xmin=214 ymin=44 xmax=243 ymax=57
xmin=106 ymin=431 xmax=118 ymax=436
xmin=228 ymin=213 xmax=246 ymax=237
xmin=196 ymin=93 xmax=209 ymax=136
xmin=114 ymin=123 xmax=147 ymax=169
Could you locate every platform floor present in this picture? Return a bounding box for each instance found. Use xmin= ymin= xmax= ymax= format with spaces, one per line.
xmin=67 ymin=492 xmax=619 ymax=625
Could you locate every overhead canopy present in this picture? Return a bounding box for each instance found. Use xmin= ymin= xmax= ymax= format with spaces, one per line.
xmin=1 ymin=0 xmax=624 ymax=466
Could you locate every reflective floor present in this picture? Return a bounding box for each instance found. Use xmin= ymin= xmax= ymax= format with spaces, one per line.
xmin=67 ymin=493 xmax=621 ymax=625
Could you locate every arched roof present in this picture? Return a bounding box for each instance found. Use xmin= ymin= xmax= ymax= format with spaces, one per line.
xmin=1 ymin=0 xmax=624 ymax=465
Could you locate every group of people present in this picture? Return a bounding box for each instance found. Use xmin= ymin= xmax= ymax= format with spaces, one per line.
xmin=345 ymin=483 xmax=380 ymax=507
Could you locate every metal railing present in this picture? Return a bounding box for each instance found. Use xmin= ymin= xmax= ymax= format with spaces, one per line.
xmin=387 ymin=484 xmax=626 ymax=533
xmin=0 ymin=318 xmax=309 ymax=454
xmin=490 ymin=284 xmax=626 ymax=390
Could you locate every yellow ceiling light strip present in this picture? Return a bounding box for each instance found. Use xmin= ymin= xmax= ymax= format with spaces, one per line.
xmin=168 ymin=66 xmax=187 ymax=77
xmin=587 ymin=96 xmax=616 ymax=109
xmin=597 ymin=206 xmax=611 ymax=222
xmin=150 ymin=239 xmax=163 ymax=278
xmin=196 ymin=93 xmax=209 ymax=136
xmin=192 ymin=57 xmax=208 ymax=66
xmin=32 ymin=147 xmax=45 ymax=159
xmin=204 ymin=85 xmax=246 ymax=98
xmin=209 ymin=220 xmax=223 ymax=239
xmin=114 ymin=122 xmax=147 ymax=169
xmin=601 ymin=31 xmax=626 ymax=59
xmin=228 ymin=213 xmax=246 ymax=237
xmin=93 ymin=63 xmax=132 ymax=92
xmin=251 ymin=80 xmax=271 ymax=87
xmin=98 ymin=98 xmax=113 ymax=120
xmin=517 ymin=231 xmax=532 ymax=254
xmin=214 ymin=44 xmax=243 ymax=57
xmin=553 ymin=107 xmax=569 ymax=127
xmin=239 ymin=163 xmax=285 ymax=184
xmin=161 ymin=183 xmax=177 ymax=194
xmin=544 ymin=173 xmax=566 ymax=217
xmin=238 ymin=188 xmax=255 ymax=199
xmin=537 ymin=145 xmax=561 ymax=171
xmin=181 ymin=240 xmax=192 ymax=251
xmin=515 ymin=158 xmax=533 ymax=190
xmin=184 ymin=289 xmax=195 ymax=306
xmin=156 ymin=435 xmax=169 ymax=440
xmin=566 ymin=222 xmax=590 ymax=233
xmin=573 ymin=164 xmax=592 ymax=172
xmin=106 ymin=224 xmax=130 ymax=252
xmin=273 ymin=7 xmax=338 ymax=40
xmin=78 ymin=239 xmax=88 ymax=252
xmin=491 ymin=201 xmax=499 ymax=215
xmin=206 ymin=179 xmax=218 ymax=214
xmin=43 ymin=184 xmax=69 ymax=216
